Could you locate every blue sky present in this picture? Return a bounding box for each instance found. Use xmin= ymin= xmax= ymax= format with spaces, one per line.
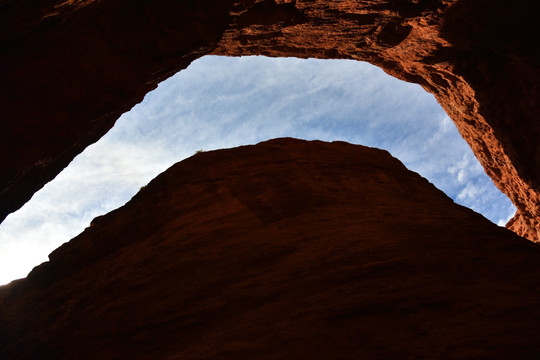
xmin=0 ymin=56 xmax=515 ymax=284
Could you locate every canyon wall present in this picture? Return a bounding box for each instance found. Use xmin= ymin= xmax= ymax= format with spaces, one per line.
xmin=1 ymin=0 xmax=539 ymax=240
xmin=2 ymin=139 xmax=540 ymax=359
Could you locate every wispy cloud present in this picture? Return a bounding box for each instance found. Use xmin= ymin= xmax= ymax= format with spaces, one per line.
xmin=0 ymin=56 xmax=515 ymax=284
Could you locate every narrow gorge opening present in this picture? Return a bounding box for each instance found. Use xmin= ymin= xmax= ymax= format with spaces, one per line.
xmin=0 ymin=56 xmax=515 ymax=285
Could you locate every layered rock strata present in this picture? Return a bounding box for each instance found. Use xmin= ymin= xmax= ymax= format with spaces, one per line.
xmin=1 ymin=139 xmax=540 ymax=359
xmin=1 ymin=0 xmax=539 ymax=240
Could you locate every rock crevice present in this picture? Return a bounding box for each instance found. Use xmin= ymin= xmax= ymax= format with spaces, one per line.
xmin=1 ymin=0 xmax=539 ymax=240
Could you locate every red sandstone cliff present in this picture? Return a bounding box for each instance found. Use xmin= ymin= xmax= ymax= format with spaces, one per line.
xmin=1 ymin=139 xmax=540 ymax=359
xmin=1 ymin=0 xmax=539 ymax=240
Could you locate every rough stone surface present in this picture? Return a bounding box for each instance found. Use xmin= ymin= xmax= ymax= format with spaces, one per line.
xmin=1 ymin=0 xmax=539 ymax=240
xmin=2 ymin=139 xmax=540 ymax=359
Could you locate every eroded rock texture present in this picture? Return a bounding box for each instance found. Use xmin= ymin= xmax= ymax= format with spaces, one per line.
xmin=0 ymin=0 xmax=539 ymax=240
xmin=2 ymin=139 xmax=540 ymax=359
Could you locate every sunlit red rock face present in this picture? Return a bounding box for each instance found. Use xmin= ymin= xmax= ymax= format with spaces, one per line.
xmin=2 ymin=139 xmax=540 ymax=359
xmin=1 ymin=0 xmax=539 ymax=240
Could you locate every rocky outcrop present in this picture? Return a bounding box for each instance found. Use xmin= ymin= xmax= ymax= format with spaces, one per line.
xmin=1 ymin=0 xmax=539 ymax=240
xmin=2 ymin=138 xmax=540 ymax=359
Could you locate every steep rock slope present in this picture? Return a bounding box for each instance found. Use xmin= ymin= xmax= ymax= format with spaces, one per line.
xmin=1 ymin=139 xmax=540 ymax=359
xmin=1 ymin=0 xmax=539 ymax=240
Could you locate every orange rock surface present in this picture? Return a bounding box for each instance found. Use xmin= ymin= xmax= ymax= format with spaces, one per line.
xmin=1 ymin=0 xmax=539 ymax=240
xmin=2 ymin=139 xmax=540 ymax=359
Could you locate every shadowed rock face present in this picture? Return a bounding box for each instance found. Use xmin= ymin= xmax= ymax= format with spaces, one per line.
xmin=1 ymin=0 xmax=539 ymax=240
xmin=2 ymin=139 xmax=540 ymax=359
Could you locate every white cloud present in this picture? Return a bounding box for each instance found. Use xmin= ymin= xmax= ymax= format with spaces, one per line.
xmin=497 ymin=210 xmax=516 ymax=227
xmin=457 ymin=183 xmax=481 ymax=201
xmin=0 ymin=55 xmax=516 ymax=285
